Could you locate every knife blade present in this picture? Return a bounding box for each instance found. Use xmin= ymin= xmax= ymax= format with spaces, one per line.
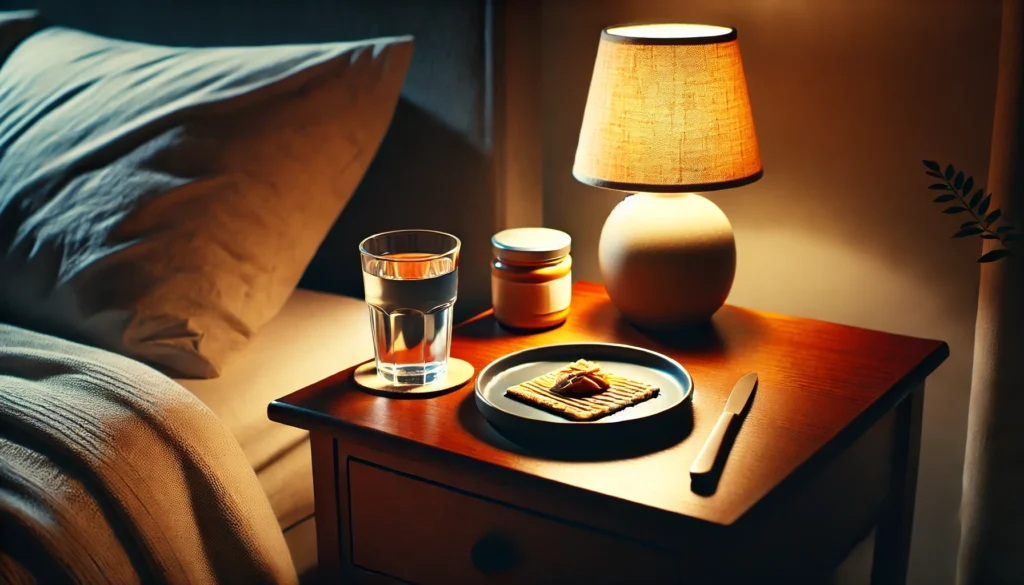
xmin=689 ymin=372 xmax=758 ymax=476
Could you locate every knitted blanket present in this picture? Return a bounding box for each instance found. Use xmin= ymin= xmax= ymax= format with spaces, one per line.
xmin=0 ymin=323 xmax=297 ymax=584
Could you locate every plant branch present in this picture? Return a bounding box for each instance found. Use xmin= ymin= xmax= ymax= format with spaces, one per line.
xmin=923 ymin=160 xmax=1020 ymax=262
xmin=939 ymin=175 xmax=1002 ymax=238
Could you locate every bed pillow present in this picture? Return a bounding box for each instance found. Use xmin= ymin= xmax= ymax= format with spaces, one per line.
xmin=0 ymin=10 xmax=39 ymax=63
xmin=0 ymin=27 xmax=413 ymax=378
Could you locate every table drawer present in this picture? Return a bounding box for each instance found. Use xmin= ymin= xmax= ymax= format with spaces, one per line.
xmin=347 ymin=459 xmax=679 ymax=585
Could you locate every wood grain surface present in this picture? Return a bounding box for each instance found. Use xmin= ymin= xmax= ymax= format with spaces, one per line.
xmin=270 ymin=281 xmax=948 ymax=526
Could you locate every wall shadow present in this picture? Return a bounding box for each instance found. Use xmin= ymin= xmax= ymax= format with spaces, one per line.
xmin=300 ymin=97 xmax=494 ymax=321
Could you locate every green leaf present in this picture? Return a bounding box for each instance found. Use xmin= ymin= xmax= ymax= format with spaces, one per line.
xmin=981 ymin=234 xmax=1000 ymax=239
xmin=963 ymin=176 xmax=974 ymax=196
xmin=924 ymin=160 xmax=941 ymax=171
xmin=945 ymin=164 xmax=955 ymax=180
xmin=997 ymin=225 xmax=1017 ymax=233
xmin=979 ymin=249 xmax=1013 ymax=263
xmin=933 ymin=194 xmax=956 ymax=202
xmin=929 ymin=184 xmax=951 ymax=190
xmin=926 ymin=171 xmax=943 ymax=178
xmin=970 ymin=189 xmax=984 ymax=209
xmin=979 ymin=194 xmax=992 ymax=215
xmin=953 ymin=227 xmax=984 ymax=238
xmin=985 ymin=209 xmax=1002 ymax=224
xmin=961 ymin=220 xmax=979 ymax=228
xmin=954 ymin=172 xmax=965 ymax=190
xmin=943 ymin=206 xmax=969 ymax=214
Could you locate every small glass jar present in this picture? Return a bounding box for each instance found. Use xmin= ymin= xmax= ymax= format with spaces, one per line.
xmin=491 ymin=228 xmax=572 ymax=330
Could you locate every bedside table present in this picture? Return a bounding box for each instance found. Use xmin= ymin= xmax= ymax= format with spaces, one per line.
xmin=269 ymin=282 xmax=948 ymax=585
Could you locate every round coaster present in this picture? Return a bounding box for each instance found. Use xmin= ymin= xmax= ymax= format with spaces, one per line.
xmin=353 ymin=358 xmax=475 ymax=398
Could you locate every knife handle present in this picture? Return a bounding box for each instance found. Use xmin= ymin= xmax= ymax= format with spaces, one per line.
xmin=690 ymin=411 xmax=735 ymax=476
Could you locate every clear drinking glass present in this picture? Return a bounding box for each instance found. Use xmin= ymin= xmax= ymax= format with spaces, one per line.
xmin=360 ymin=230 xmax=461 ymax=385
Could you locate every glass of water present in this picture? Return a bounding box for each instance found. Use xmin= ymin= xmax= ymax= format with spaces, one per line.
xmin=360 ymin=230 xmax=460 ymax=386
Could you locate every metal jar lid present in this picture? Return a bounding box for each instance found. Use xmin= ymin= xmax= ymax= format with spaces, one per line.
xmin=491 ymin=228 xmax=571 ymax=264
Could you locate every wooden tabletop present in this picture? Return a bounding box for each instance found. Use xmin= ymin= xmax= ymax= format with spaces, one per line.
xmin=270 ymin=281 xmax=948 ymax=526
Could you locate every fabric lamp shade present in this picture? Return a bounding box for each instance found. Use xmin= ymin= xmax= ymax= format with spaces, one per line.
xmin=574 ymin=24 xmax=762 ymax=192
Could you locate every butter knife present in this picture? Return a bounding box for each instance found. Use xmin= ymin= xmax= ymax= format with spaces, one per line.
xmin=689 ymin=372 xmax=758 ymax=476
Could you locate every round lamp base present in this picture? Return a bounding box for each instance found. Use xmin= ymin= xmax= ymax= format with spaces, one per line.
xmin=598 ymin=192 xmax=736 ymax=329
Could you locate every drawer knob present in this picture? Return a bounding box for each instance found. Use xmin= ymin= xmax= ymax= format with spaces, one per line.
xmin=470 ymin=533 xmax=519 ymax=575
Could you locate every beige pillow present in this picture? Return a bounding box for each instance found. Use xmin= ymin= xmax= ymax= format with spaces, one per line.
xmin=0 ymin=27 xmax=412 ymax=378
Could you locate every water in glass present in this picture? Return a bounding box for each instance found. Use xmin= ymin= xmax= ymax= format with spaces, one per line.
xmin=362 ymin=247 xmax=458 ymax=385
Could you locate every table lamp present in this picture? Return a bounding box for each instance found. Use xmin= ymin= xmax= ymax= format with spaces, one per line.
xmin=574 ymin=23 xmax=762 ymax=328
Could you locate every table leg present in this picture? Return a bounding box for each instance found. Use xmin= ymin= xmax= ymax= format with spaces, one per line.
xmin=311 ymin=432 xmax=343 ymax=581
xmin=871 ymin=383 xmax=924 ymax=585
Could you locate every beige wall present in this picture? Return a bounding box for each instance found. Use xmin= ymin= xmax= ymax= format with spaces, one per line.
xmin=542 ymin=1 xmax=1000 ymax=583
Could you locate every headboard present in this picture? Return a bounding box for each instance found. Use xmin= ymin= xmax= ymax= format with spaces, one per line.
xmin=4 ymin=0 xmax=541 ymax=320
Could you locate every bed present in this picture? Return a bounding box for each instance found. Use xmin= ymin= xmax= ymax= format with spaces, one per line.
xmin=0 ymin=0 xmax=539 ymax=582
xmin=177 ymin=290 xmax=372 ymax=576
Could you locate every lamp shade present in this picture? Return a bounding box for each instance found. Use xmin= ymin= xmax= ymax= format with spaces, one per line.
xmin=574 ymin=24 xmax=762 ymax=192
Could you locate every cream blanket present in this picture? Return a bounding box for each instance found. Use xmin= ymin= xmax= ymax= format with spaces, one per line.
xmin=0 ymin=323 xmax=297 ymax=584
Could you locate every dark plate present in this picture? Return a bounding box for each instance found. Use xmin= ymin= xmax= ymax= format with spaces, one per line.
xmin=474 ymin=343 xmax=693 ymax=441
